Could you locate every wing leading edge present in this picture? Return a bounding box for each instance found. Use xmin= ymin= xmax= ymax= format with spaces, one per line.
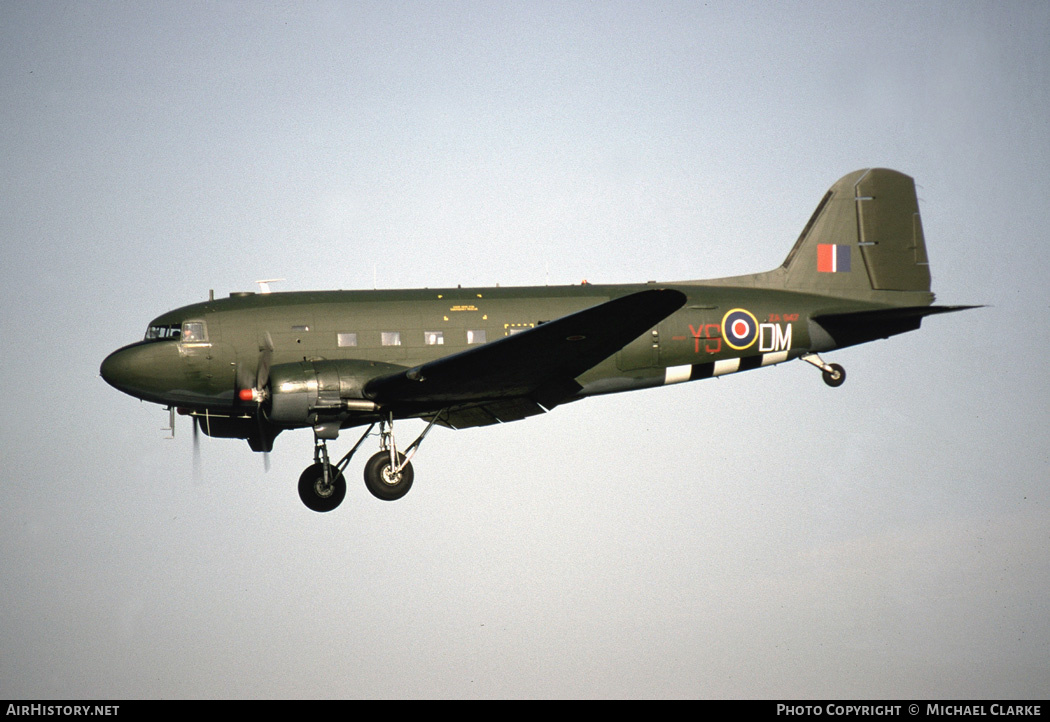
xmin=363 ymin=288 xmax=687 ymax=425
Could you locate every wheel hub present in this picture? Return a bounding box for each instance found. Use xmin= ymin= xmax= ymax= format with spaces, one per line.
xmin=380 ymin=465 xmax=402 ymax=486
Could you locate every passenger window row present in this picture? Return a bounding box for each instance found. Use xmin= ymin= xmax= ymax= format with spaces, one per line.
xmin=337 ymin=329 xmax=487 ymax=348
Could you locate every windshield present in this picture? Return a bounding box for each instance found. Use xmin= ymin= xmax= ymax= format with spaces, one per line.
xmin=144 ymin=323 xmax=181 ymax=341
xmin=143 ymin=320 xmax=207 ymax=343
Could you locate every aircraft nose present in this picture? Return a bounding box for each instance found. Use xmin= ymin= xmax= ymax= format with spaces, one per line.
xmin=100 ymin=345 xmax=138 ymax=395
xmin=100 ymin=342 xmax=177 ymax=399
xmin=101 ymin=336 xmax=211 ymax=407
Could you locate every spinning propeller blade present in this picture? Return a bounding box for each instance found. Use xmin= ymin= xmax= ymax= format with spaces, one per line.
xmin=237 ymin=331 xmax=275 ymax=403
xmin=257 ymin=331 xmax=273 ymax=390
xmin=192 ymin=415 xmax=201 ymax=480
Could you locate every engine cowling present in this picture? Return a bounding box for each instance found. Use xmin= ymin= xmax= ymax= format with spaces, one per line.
xmin=265 ymin=359 xmax=403 ymax=427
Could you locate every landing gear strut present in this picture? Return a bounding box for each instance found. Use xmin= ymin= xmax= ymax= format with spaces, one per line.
xmin=298 ymin=422 xmax=375 ymax=513
xmin=363 ymin=411 xmax=441 ymax=501
xmin=801 ymin=353 xmax=846 ymax=387
xmin=297 ymin=411 xmax=444 ymax=511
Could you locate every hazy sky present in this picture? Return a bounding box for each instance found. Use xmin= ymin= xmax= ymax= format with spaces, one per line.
xmin=2 ymin=0 xmax=1048 ymax=699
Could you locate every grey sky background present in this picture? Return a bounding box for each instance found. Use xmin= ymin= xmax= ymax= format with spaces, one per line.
xmin=1 ymin=0 xmax=1048 ymax=699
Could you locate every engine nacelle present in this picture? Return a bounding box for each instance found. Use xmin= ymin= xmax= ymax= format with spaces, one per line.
xmin=265 ymin=359 xmax=402 ymax=427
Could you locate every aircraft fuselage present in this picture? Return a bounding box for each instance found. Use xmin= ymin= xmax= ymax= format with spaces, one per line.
xmin=100 ymin=280 xmax=893 ymax=421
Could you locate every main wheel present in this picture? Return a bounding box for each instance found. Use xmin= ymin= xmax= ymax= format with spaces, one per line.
xmin=364 ymin=450 xmax=414 ymax=501
xmin=822 ymin=363 xmax=846 ymax=388
xmin=298 ymin=463 xmax=347 ymax=512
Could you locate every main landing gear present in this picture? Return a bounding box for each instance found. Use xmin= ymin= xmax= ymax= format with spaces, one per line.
xmin=297 ymin=411 xmax=442 ymax=513
xmin=801 ymin=353 xmax=846 ymax=387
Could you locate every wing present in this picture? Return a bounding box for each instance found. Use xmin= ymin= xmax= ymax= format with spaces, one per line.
xmin=422 ymin=397 xmax=550 ymax=430
xmin=363 ymin=288 xmax=687 ymax=424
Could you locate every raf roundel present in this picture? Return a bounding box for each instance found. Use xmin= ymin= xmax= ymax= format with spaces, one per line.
xmin=721 ymin=308 xmax=758 ymax=350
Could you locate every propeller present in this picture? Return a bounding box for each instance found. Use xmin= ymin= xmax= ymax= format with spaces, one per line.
xmin=238 ymin=331 xmax=274 ymax=404
xmin=192 ymin=415 xmax=202 ymax=480
xmin=236 ymin=332 xmax=275 ymax=471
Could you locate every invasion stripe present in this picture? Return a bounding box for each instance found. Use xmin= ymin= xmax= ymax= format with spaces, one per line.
xmin=663 ymin=365 xmax=693 ymax=385
xmin=713 ymin=358 xmax=740 ymax=376
xmin=692 ymin=363 xmax=715 ymax=380
xmin=661 ymin=352 xmax=793 ymax=386
xmin=761 ymin=351 xmax=789 ymax=366
xmin=738 ymin=355 xmax=764 ymax=372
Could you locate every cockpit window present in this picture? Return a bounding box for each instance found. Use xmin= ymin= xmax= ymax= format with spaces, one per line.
xmin=181 ymin=321 xmax=207 ymax=343
xmin=143 ymin=320 xmax=208 ymax=343
xmin=144 ymin=323 xmax=181 ymax=341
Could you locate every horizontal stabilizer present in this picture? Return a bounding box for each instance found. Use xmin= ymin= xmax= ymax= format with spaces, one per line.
xmin=813 ymin=305 xmax=982 ymax=349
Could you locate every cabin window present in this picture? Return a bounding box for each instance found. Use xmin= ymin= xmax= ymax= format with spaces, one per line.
xmin=424 ymin=331 xmax=444 ymax=346
xmin=505 ymin=322 xmax=534 ymax=336
xmin=181 ymin=321 xmax=207 ymax=343
xmin=337 ymin=333 xmax=358 ymax=347
xmin=467 ymin=329 xmax=486 ymax=344
xmin=381 ymin=331 xmax=401 ymax=346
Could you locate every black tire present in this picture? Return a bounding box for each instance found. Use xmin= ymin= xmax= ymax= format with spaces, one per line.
xmin=822 ymin=363 xmax=846 ymax=388
xmin=364 ymin=450 xmax=414 ymax=501
xmin=298 ymin=463 xmax=346 ymax=512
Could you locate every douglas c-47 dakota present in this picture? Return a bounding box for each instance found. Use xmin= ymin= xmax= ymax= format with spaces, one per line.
xmin=101 ymin=169 xmax=976 ymax=512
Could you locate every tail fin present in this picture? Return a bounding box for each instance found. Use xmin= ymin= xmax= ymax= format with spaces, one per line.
xmin=778 ymin=168 xmax=933 ymax=302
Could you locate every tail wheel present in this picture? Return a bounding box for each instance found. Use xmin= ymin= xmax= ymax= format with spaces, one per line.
xmin=298 ymin=463 xmax=346 ymax=512
xmin=364 ymin=451 xmax=414 ymax=501
xmin=822 ymin=363 xmax=846 ymax=387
